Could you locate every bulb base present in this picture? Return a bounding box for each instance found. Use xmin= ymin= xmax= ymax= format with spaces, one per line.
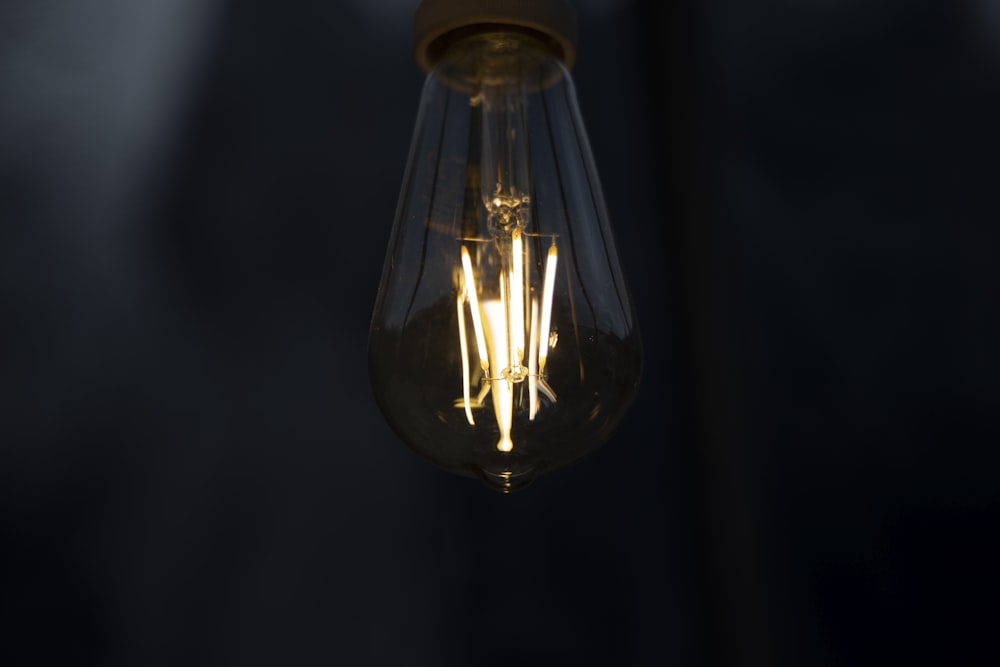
xmin=413 ymin=0 xmax=578 ymax=71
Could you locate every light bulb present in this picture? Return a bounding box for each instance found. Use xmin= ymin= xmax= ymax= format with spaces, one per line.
xmin=369 ymin=0 xmax=641 ymax=492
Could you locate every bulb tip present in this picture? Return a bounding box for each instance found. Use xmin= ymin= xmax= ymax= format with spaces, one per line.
xmin=474 ymin=466 xmax=538 ymax=493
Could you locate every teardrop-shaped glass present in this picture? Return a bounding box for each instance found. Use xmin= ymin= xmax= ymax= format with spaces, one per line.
xmin=369 ymin=32 xmax=641 ymax=492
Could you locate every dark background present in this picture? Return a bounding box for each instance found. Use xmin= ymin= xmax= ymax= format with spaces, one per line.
xmin=1 ymin=0 xmax=997 ymax=665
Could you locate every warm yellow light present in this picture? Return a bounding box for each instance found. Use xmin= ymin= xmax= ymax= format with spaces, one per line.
xmin=368 ymin=22 xmax=642 ymax=492
xmin=538 ymin=243 xmax=558 ymax=373
xmin=528 ymin=297 xmax=540 ymax=419
xmin=456 ymin=289 xmax=475 ymax=426
xmin=509 ymin=227 xmax=525 ymax=375
xmin=481 ymin=300 xmax=514 ymax=452
xmin=454 ymin=229 xmax=559 ymax=451
xmin=461 ymin=245 xmax=489 ymax=372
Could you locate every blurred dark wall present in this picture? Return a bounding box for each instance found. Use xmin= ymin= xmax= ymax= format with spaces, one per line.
xmin=640 ymin=1 xmax=1000 ymax=664
xmin=1 ymin=1 xmax=997 ymax=665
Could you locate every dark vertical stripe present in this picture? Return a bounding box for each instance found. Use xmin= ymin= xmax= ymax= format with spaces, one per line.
xmin=638 ymin=0 xmax=772 ymax=664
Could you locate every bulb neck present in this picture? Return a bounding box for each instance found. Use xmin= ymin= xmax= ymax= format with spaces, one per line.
xmin=432 ymin=31 xmax=562 ymax=91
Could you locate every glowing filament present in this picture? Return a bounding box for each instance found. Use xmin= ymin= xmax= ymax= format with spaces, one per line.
xmin=461 ymin=246 xmax=489 ymax=372
xmin=456 ymin=289 xmax=475 ymax=426
xmin=528 ymin=298 xmax=540 ymax=419
xmin=509 ymin=228 xmax=525 ymax=374
xmin=538 ymin=244 xmax=558 ymax=372
xmin=482 ymin=300 xmax=514 ymax=452
xmin=455 ymin=230 xmax=559 ymax=451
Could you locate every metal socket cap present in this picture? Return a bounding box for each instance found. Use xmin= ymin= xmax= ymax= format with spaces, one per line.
xmin=414 ymin=0 xmax=578 ymax=72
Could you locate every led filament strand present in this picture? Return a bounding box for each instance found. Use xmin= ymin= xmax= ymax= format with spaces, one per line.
xmin=457 ymin=230 xmax=559 ymax=452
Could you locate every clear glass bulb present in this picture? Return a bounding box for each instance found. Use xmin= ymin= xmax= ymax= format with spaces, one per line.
xmin=369 ymin=31 xmax=641 ymax=492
